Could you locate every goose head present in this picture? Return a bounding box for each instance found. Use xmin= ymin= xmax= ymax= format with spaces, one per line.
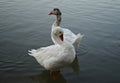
xmin=53 ymin=28 xmax=64 ymax=42
xmin=48 ymin=8 xmax=62 ymax=15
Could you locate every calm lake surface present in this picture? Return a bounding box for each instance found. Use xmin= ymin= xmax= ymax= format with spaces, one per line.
xmin=0 ymin=0 xmax=120 ymax=83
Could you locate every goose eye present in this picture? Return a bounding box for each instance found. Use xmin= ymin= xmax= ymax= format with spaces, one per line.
xmin=59 ymin=31 xmax=62 ymax=34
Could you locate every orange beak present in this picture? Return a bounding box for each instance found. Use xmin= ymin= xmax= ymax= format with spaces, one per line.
xmin=59 ymin=34 xmax=63 ymax=41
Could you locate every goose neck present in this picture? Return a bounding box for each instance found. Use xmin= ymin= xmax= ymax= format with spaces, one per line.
xmin=52 ymin=15 xmax=61 ymax=28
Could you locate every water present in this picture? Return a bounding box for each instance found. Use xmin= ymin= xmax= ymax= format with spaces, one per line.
xmin=0 ymin=0 xmax=120 ymax=83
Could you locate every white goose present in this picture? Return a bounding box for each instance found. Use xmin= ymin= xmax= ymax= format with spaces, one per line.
xmin=28 ymin=28 xmax=75 ymax=73
xmin=49 ymin=8 xmax=84 ymax=50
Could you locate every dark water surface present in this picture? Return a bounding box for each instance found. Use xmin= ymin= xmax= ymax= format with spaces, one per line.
xmin=0 ymin=0 xmax=120 ymax=83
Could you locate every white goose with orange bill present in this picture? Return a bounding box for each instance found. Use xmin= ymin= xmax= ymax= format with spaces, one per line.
xmin=28 ymin=28 xmax=75 ymax=76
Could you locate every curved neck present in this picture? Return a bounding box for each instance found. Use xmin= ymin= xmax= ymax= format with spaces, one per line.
xmin=52 ymin=33 xmax=63 ymax=45
xmin=52 ymin=15 xmax=61 ymax=28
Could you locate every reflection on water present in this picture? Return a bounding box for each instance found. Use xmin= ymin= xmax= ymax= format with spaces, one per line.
xmin=31 ymin=71 xmax=66 ymax=83
xmin=70 ymin=56 xmax=80 ymax=72
xmin=31 ymin=56 xmax=79 ymax=83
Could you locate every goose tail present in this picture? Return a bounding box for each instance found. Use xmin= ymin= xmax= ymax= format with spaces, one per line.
xmin=28 ymin=49 xmax=37 ymax=56
xmin=73 ymin=33 xmax=84 ymax=49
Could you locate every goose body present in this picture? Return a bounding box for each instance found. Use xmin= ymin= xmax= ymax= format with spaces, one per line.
xmin=28 ymin=28 xmax=75 ymax=70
